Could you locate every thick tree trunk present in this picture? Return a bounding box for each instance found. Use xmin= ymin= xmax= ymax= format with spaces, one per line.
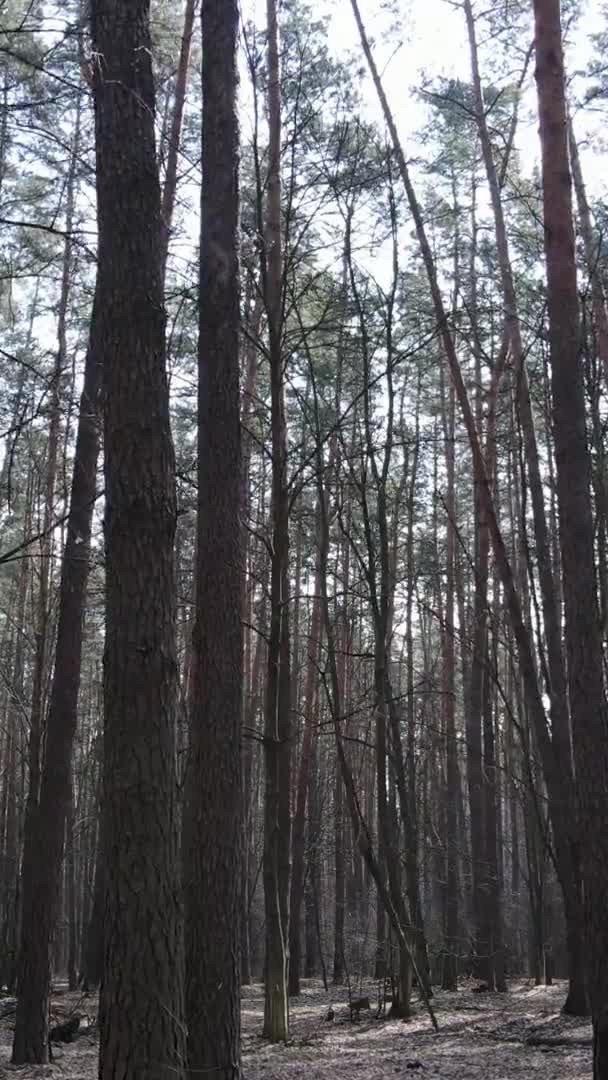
xmin=183 ymin=2 xmax=242 ymax=1078
xmin=533 ymin=1 xmax=608 ymax=1071
xmin=91 ymin=2 xmax=185 ymax=1076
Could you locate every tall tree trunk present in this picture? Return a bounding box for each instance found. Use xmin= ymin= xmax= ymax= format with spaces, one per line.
xmin=262 ymin=0 xmax=292 ymax=1043
xmin=465 ymin=185 xmax=488 ymax=980
xmin=332 ymin=532 xmax=350 ymax=986
xmin=289 ymin=542 xmax=322 ymax=996
xmin=0 ymin=514 xmax=29 ymax=992
xmin=91 ymin=1 xmax=185 ymax=1075
xmin=442 ymin=382 xmax=459 ymax=991
xmin=350 ymin=0 xmax=587 ymax=1016
xmin=66 ymin=776 xmax=78 ymax=991
xmin=404 ymin=382 xmax=428 ymax=992
xmin=533 ymin=2 xmax=608 ymax=1071
xmin=183 ymin=2 xmax=242 ymax=1075
xmin=80 ymin=816 xmax=104 ymax=992
xmin=304 ymin=741 xmax=321 ymax=979
xmin=464 ymin=0 xmax=584 ymax=1008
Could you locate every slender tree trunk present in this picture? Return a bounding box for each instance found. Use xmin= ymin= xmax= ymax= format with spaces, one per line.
xmin=12 ymin=292 xmax=100 ymax=1025
xmin=262 ymin=0 xmax=292 ymax=1043
xmin=289 ymin=542 xmax=323 ymax=996
xmin=404 ymin=383 xmax=428 ymax=992
xmin=81 ymin=818 xmax=104 ymax=992
xmin=160 ymin=0 xmax=197 ymax=279
xmin=66 ymin=777 xmax=78 ymax=991
xmin=12 ymin=88 xmax=87 ymax=1065
xmin=0 ymin=518 xmax=29 ymax=992
xmin=332 ymin=533 xmax=350 ymax=986
xmin=568 ymin=117 xmax=608 ymax=387
xmin=442 ymin=383 xmax=458 ymax=990
xmin=0 ymin=280 xmax=40 ymax=512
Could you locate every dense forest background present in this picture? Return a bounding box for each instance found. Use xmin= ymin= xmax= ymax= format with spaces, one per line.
xmin=1 ymin=0 xmax=608 ymax=1077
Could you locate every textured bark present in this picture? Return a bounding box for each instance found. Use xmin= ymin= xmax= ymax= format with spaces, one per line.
xmin=91 ymin=2 xmax=185 ymax=1077
xmin=183 ymin=1 xmax=242 ymax=1076
xmin=533 ymin=2 xmax=608 ymax=1072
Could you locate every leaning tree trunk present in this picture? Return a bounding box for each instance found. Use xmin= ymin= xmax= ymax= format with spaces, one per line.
xmin=11 ymin=292 xmax=100 ymax=1059
xmin=91 ymin=1 xmax=185 ymax=1076
xmin=532 ymin=1 xmax=608 ymax=1073
xmin=183 ymin=2 xmax=242 ymax=1077
xmin=159 ymin=0 xmax=197 ymax=280
xmin=12 ymin=87 xmax=87 ymax=1065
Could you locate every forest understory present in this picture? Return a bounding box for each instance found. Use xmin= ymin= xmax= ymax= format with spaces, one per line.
xmin=0 ymin=981 xmax=592 ymax=1079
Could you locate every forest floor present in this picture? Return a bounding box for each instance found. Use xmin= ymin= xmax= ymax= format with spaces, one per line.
xmin=0 ymin=978 xmax=592 ymax=1078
